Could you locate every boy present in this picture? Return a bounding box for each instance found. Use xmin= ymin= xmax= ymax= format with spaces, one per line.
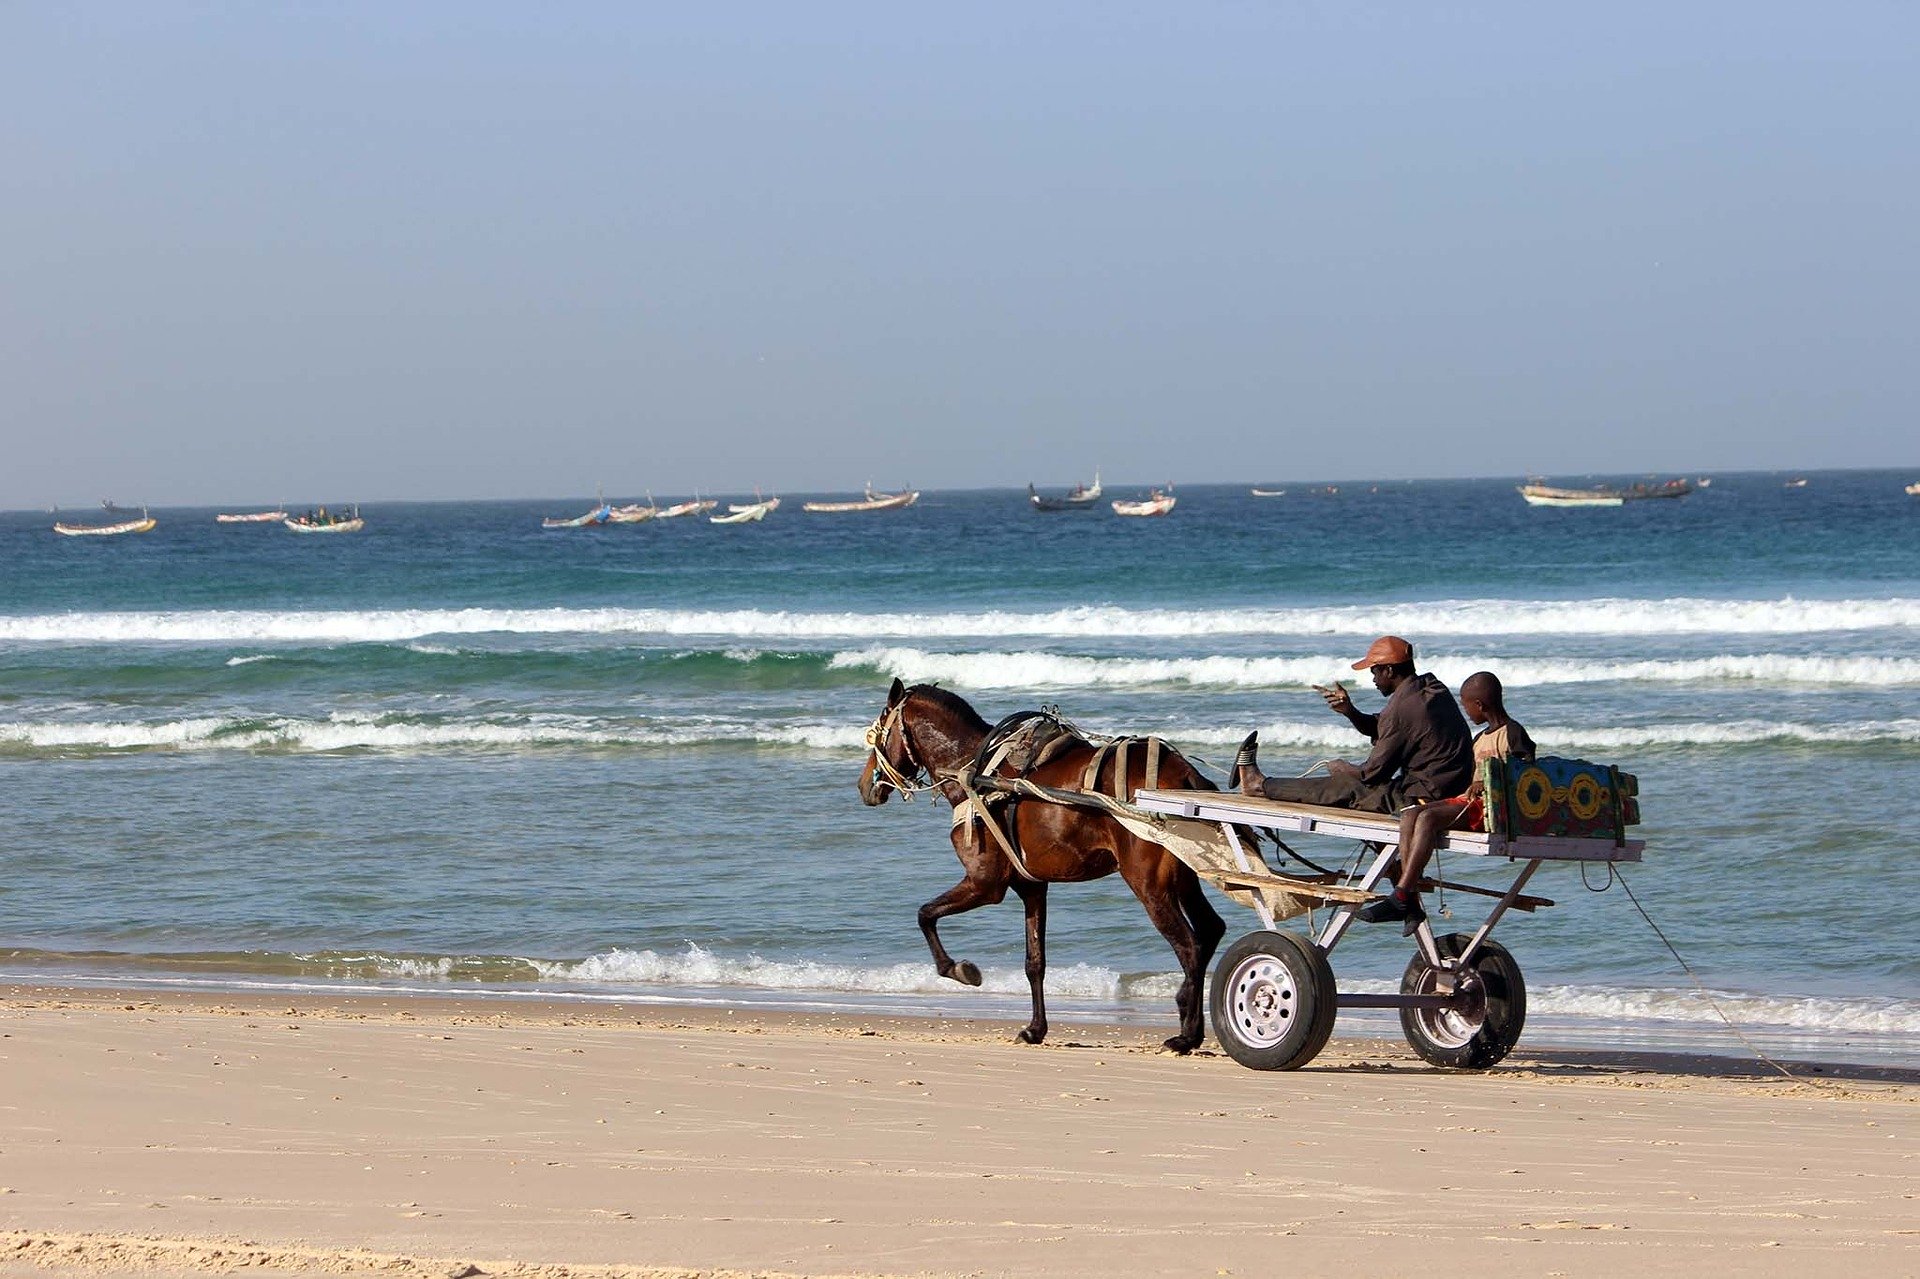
xmin=1356 ymin=670 xmax=1535 ymax=933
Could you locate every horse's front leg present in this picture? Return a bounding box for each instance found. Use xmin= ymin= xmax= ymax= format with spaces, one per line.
xmin=1012 ymin=878 xmax=1049 ymax=1044
xmin=917 ymin=875 xmax=1006 ymax=987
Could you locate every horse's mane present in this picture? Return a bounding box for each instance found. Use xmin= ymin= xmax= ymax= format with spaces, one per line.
xmin=907 ymin=683 xmax=990 ymax=735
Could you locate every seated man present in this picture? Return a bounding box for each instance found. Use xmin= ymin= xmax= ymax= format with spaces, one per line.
xmin=1357 ymin=670 xmax=1536 ymax=931
xmin=1234 ymin=635 xmax=1473 ymax=815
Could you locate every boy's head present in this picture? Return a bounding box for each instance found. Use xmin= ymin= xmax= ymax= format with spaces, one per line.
xmin=1459 ymin=670 xmax=1505 ymax=725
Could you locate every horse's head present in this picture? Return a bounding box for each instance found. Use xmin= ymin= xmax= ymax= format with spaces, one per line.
xmin=858 ymin=678 xmax=924 ymax=805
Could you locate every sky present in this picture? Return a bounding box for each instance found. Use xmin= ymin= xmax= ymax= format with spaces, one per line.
xmin=3 ymin=3 xmax=1917 ymax=507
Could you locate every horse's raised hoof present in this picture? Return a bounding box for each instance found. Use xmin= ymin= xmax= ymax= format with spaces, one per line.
xmin=1016 ymin=1025 xmax=1047 ymax=1045
xmin=948 ymin=960 xmax=983 ymax=987
xmin=1161 ymin=1034 xmax=1199 ymax=1055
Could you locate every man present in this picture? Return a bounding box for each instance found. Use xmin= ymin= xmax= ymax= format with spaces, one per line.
xmin=1234 ymin=635 xmax=1473 ymax=815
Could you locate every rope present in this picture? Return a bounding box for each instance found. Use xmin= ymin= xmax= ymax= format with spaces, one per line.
xmin=1612 ymin=868 xmax=1814 ymax=1086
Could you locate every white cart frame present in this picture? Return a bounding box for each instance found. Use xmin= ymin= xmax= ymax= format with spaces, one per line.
xmin=1131 ymin=788 xmax=1645 ymax=1070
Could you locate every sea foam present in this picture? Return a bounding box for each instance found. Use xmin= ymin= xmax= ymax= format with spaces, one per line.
xmin=4 ymin=596 xmax=1920 ymax=645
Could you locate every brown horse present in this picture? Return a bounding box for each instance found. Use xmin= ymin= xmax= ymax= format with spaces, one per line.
xmin=857 ymin=679 xmax=1226 ymax=1053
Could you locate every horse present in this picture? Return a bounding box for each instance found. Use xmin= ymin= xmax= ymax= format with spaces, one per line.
xmin=857 ymin=678 xmax=1227 ymax=1053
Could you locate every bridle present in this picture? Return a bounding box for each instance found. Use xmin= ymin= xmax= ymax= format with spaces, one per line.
xmin=863 ymin=699 xmax=941 ymax=799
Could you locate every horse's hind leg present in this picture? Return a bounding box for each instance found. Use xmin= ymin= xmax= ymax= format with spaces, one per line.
xmin=1181 ymin=869 xmax=1226 ymax=1042
xmin=918 ymin=876 xmax=1005 ymax=987
xmin=1012 ymin=878 xmax=1049 ymax=1044
xmin=1122 ymin=856 xmax=1209 ymax=1054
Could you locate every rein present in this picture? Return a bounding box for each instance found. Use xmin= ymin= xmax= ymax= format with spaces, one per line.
xmin=863 ymin=702 xmax=945 ymax=800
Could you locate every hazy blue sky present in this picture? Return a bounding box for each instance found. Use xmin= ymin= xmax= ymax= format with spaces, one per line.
xmin=4 ymin=3 xmax=1916 ymax=507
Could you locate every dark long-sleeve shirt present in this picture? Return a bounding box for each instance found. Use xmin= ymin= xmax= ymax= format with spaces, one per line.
xmin=1349 ymin=673 xmax=1475 ymax=800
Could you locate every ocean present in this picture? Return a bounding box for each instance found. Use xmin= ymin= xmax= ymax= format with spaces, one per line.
xmin=4 ymin=472 xmax=1917 ymax=1066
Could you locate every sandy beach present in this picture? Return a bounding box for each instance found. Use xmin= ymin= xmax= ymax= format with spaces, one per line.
xmin=2 ymin=987 xmax=1913 ymax=1278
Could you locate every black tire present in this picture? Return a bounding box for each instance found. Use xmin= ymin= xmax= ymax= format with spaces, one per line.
xmin=1209 ymin=930 xmax=1338 ymax=1070
xmin=1399 ymin=933 xmax=1527 ymax=1069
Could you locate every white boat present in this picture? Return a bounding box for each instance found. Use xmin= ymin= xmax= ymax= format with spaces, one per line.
xmin=607 ymin=502 xmax=657 ymax=523
xmin=1518 ymin=483 xmax=1625 ymax=508
xmin=1112 ymin=489 xmax=1176 ymax=517
xmin=1905 ymin=482 xmax=1920 ymax=496
xmin=803 ymin=486 xmax=919 ymax=513
xmin=1696 ymin=477 xmax=1713 ymax=488
xmin=542 ymin=502 xmax=612 ymax=529
xmin=55 ymin=510 xmax=155 ymax=536
xmin=286 ymin=506 xmax=364 ymax=533
xmin=655 ymin=496 xmax=720 ymax=519
xmin=729 ymin=493 xmax=780 ymax=513
xmin=710 ymin=500 xmax=773 ymax=524
xmin=1784 ymin=477 xmax=1808 ymax=489
xmin=1250 ymin=488 xmax=1287 ymax=497
xmin=215 ymin=508 xmax=288 ymax=523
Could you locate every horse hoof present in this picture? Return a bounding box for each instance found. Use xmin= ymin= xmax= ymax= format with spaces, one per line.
xmin=950 ymin=961 xmax=983 ymax=987
xmin=1016 ymin=1026 xmax=1047 ymax=1045
xmin=1161 ymin=1035 xmax=1198 ymax=1055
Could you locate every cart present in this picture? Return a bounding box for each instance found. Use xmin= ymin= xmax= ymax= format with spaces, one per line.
xmin=1131 ymin=755 xmax=1645 ymax=1070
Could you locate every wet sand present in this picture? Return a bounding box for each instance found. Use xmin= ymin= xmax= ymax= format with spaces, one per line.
xmin=2 ymin=986 xmax=1914 ymax=1277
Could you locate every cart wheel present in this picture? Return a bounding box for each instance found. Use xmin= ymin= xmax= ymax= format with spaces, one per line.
xmin=1209 ymin=930 xmax=1336 ymax=1071
xmin=1399 ymin=933 xmax=1526 ymax=1069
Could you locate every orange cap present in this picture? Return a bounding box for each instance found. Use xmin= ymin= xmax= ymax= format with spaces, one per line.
xmin=1351 ymin=635 xmax=1414 ymax=670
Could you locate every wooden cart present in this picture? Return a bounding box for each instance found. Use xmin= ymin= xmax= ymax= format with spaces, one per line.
xmin=1131 ymin=757 xmax=1645 ymax=1070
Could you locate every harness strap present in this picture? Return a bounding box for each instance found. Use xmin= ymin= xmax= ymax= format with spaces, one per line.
xmin=1113 ymin=738 xmax=1131 ymax=803
xmin=1145 ymin=736 xmax=1162 ymax=792
xmin=953 ymin=782 xmax=1040 ymax=882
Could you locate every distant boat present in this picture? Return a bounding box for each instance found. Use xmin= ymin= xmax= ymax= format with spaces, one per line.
xmin=542 ymin=502 xmax=613 ymax=529
xmin=1696 ymin=477 xmax=1713 ymax=488
xmin=803 ymin=486 xmax=920 ymax=513
xmin=1628 ymin=478 xmax=1693 ymax=500
xmin=1029 ymin=483 xmax=1096 ymax=512
xmin=711 ymin=499 xmax=774 ymax=524
xmin=607 ymin=498 xmax=657 ymax=523
xmin=1250 ymin=488 xmax=1287 ymax=497
xmin=655 ymin=496 xmax=720 ymax=519
xmin=1518 ymin=483 xmax=1625 ymax=508
xmin=286 ymin=505 xmax=364 ymax=533
xmin=1905 ymin=481 xmax=1920 ymax=496
xmin=1112 ymin=488 xmax=1176 ymax=517
xmin=56 ymin=509 xmax=155 ymax=536
xmin=728 ymin=493 xmax=780 ymax=513
xmin=1785 ymin=477 xmax=1808 ymax=489
xmin=101 ymin=499 xmax=145 ymax=518
xmin=215 ymin=508 xmax=288 ymax=524
xmin=1029 ymin=470 xmax=1101 ymax=512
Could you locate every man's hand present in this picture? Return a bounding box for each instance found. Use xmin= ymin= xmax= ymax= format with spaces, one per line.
xmin=1314 ymin=681 xmax=1354 ymax=715
xmin=1325 ymin=758 xmax=1360 ymax=779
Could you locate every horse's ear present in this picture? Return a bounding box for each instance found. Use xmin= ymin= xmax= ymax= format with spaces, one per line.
xmin=887 ymin=677 xmax=906 ymax=707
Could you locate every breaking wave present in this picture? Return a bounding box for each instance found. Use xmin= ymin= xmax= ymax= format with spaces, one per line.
xmin=2 ymin=713 xmax=1916 ymax=756
xmin=4 ymin=596 xmax=1920 ymax=645
xmin=832 ymin=647 xmax=1920 ymax=691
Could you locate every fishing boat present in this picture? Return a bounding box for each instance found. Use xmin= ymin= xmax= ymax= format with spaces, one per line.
xmin=607 ymin=499 xmax=657 ymax=523
xmin=729 ymin=492 xmax=780 ymax=513
xmin=1112 ymin=488 xmax=1176 ymax=517
xmin=1518 ymin=483 xmax=1626 ymax=507
xmin=802 ymin=486 xmax=919 ymax=513
xmin=1905 ymin=481 xmax=1920 ymax=496
xmin=1696 ymin=477 xmax=1713 ymax=488
xmin=541 ymin=502 xmax=613 ymax=529
xmin=710 ymin=499 xmax=774 ymax=524
xmin=654 ymin=496 xmax=720 ymax=520
xmin=215 ymin=508 xmax=288 ymax=523
xmin=1626 ymin=478 xmax=1693 ymax=500
xmin=1250 ymin=487 xmax=1287 ymax=497
xmin=1029 ymin=483 xmax=1094 ymax=512
xmin=55 ymin=509 xmax=156 ymax=536
xmin=285 ymin=505 xmax=364 ymax=533
xmin=1785 ymin=477 xmax=1808 ymax=489
xmin=100 ymin=500 xmax=146 ymax=518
